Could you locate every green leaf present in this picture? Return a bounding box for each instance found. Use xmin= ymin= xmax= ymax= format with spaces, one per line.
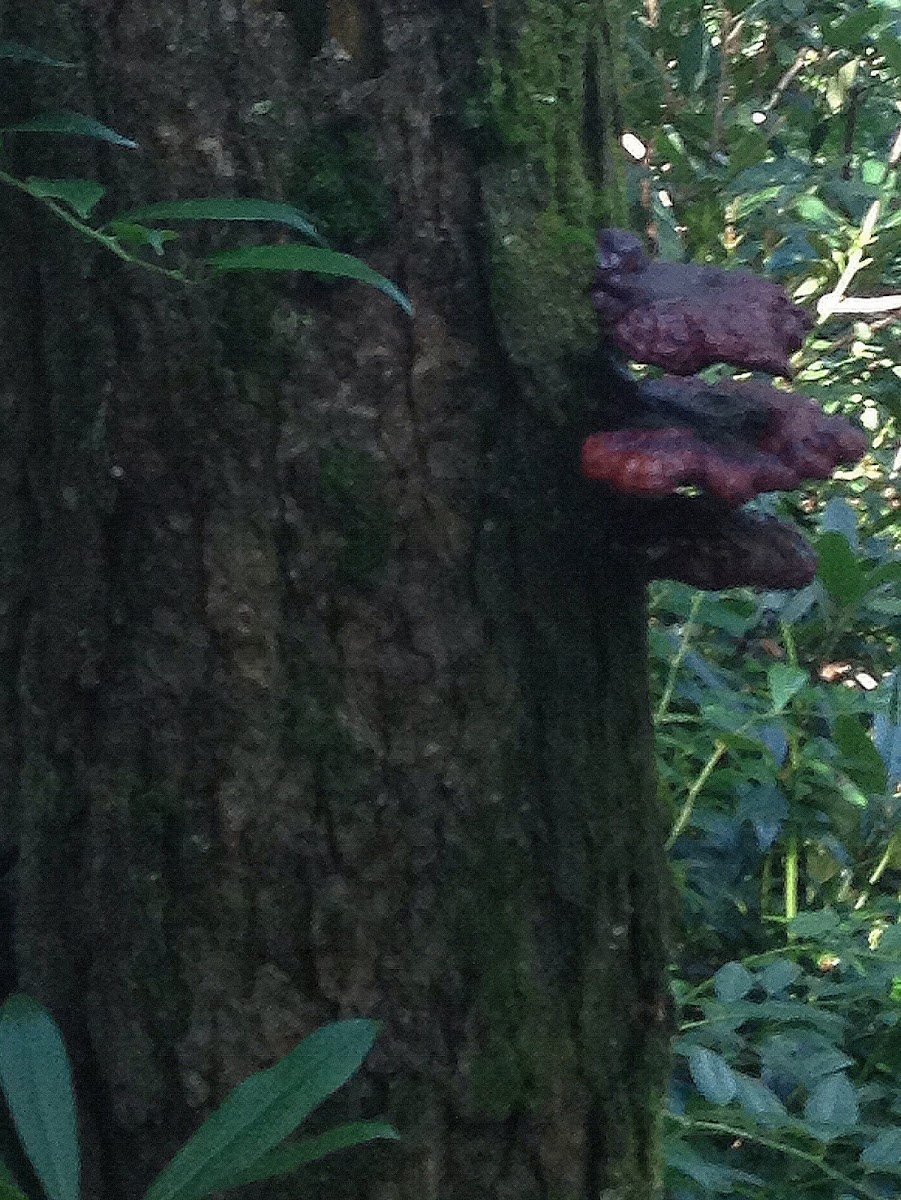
xmin=24 ymin=178 xmax=105 ymax=218
xmin=664 ymin=1139 xmax=764 ymax=1191
xmin=758 ymin=959 xmax=800 ymax=996
xmin=789 ymin=908 xmax=839 ymax=939
xmin=144 ymin=1019 xmax=380 ymax=1200
xmin=0 ymin=995 xmax=80 ymax=1200
xmin=826 ymin=9 xmax=884 ymax=49
xmin=877 ymin=34 xmax=901 ymax=75
xmin=861 ymin=1127 xmax=901 ymax=1169
xmin=816 ymin=532 xmax=869 ymax=606
xmin=115 ymin=198 xmax=327 ymax=247
xmin=833 ymin=715 xmax=888 ymax=794
xmin=0 ymin=1160 xmax=27 ymax=1200
xmin=0 ymin=43 xmax=75 ymax=67
xmin=804 ymin=1072 xmax=859 ymax=1134
xmin=688 ymin=1047 xmax=737 ymax=1105
xmin=0 ymin=113 xmax=138 ymax=149
xmin=728 ymin=130 xmax=768 ymax=175
xmin=207 ymin=244 xmax=413 ymax=316
xmin=0 ymin=1181 xmax=28 ymax=1200
xmin=733 ymin=1074 xmax=788 ymax=1125
xmin=677 ymin=22 xmax=709 ymax=94
xmin=210 ymin=1121 xmax=398 ymax=1191
xmin=107 ymin=222 xmax=179 ymax=256
xmin=713 ymin=962 xmax=754 ymax=1002
xmin=767 ymin=664 xmax=808 ymax=713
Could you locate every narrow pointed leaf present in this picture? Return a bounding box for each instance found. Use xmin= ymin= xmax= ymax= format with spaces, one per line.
xmin=207 ymin=244 xmax=413 ymax=316
xmin=0 ymin=43 xmax=75 ymax=67
xmin=115 ymin=199 xmax=326 ymax=247
xmin=207 ymin=1121 xmax=398 ymax=1191
xmin=144 ymin=1019 xmax=379 ymax=1200
xmin=0 ymin=113 xmax=137 ymax=149
xmin=0 ymin=995 xmax=80 ymax=1200
xmin=24 ymin=178 xmax=105 ymax=218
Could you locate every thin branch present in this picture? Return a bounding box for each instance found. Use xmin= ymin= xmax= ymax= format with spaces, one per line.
xmin=764 ymin=46 xmax=814 ymax=113
xmin=0 ymin=168 xmax=190 ymax=282
xmin=817 ymin=121 xmax=901 ymax=320
xmin=823 ymin=293 xmax=901 ymax=315
xmin=666 ymin=739 xmax=728 ymax=850
xmin=655 ymin=591 xmax=704 ymax=725
xmin=667 ymin=1113 xmax=887 ymax=1200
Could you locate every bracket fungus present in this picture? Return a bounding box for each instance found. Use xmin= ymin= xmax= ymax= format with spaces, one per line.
xmin=591 ymin=228 xmax=813 ymax=377
xmin=582 ymin=230 xmax=867 ymax=591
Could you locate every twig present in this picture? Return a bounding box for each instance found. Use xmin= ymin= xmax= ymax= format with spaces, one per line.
xmin=0 ymin=168 xmax=190 ymax=282
xmin=667 ymin=1113 xmax=887 ymax=1200
xmin=666 ymin=739 xmax=728 ymax=850
xmin=764 ymin=46 xmax=814 ymax=113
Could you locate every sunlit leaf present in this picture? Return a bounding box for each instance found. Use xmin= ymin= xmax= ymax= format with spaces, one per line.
xmin=107 ymin=222 xmax=179 ymax=256
xmin=816 ymin=532 xmax=869 ymax=605
xmin=877 ymin=34 xmax=901 ymax=75
xmin=826 ymin=9 xmax=884 ymax=49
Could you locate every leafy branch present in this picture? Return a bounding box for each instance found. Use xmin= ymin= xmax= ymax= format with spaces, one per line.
xmin=0 ymin=42 xmax=412 ymax=313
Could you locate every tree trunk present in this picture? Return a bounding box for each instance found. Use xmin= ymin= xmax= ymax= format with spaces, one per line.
xmin=0 ymin=2 xmax=671 ymax=1198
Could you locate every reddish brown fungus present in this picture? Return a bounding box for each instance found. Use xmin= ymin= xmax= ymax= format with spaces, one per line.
xmin=582 ymin=230 xmax=867 ymax=591
xmin=581 ymin=378 xmax=866 ymax=507
xmin=591 ymin=228 xmax=812 ymax=376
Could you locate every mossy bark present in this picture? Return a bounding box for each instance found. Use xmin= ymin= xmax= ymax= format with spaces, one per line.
xmin=0 ymin=2 xmax=671 ymax=1198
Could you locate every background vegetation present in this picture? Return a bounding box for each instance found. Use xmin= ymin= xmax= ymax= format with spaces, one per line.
xmin=625 ymin=1 xmax=901 ymax=1195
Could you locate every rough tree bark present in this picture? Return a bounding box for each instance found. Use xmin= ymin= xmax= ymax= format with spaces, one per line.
xmin=0 ymin=2 xmax=671 ymax=1198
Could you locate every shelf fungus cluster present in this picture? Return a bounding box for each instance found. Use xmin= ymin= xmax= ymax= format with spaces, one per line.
xmin=581 ymin=229 xmax=867 ymax=591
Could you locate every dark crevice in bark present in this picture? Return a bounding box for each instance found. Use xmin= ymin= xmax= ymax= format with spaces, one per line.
xmin=581 ymin=38 xmax=605 ymax=192
xmin=598 ymin=0 xmax=624 ymax=141
xmin=585 ymin=1094 xmax=606 ymax=1198
xmin=76 ymin=1014 xmax=127 ymax=1200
